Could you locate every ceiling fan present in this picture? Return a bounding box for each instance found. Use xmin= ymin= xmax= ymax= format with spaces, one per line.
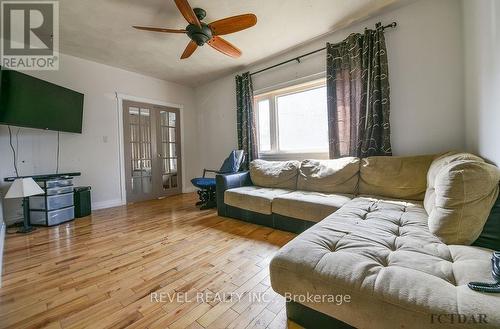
xmin=133 ymin=0 xmax=257 ymax=59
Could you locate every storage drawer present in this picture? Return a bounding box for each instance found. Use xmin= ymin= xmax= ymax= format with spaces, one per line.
xmin=46 ymin=186 xmax=74 ymax=196
xmin=38 ymin=179 xmax=73 ymax=189
xmin=30 ymin=192 xmax=74 ymax=210
xmin=30 ymin=207 xmax=75 ymax=226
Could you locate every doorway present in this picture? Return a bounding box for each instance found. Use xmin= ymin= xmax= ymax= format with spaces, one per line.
xmin=122 ymin=100 xmax=182 ymax=203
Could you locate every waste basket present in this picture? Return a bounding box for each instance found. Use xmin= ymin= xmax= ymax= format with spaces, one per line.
xmin=74 ymin=186 xmax=91 ymax=218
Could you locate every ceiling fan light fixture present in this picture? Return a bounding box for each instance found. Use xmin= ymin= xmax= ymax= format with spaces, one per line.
xmin=186 ymin=23 xmax=213 ymax=46
xmin=133 ymin=0 xmax=256 ymax=59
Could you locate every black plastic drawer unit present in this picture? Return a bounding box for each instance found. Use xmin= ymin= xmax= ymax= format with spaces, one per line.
xmin=30 ymin=207 xmax=75 ymax=226
xmin=29 ymin=177 xmax=75 ymax=226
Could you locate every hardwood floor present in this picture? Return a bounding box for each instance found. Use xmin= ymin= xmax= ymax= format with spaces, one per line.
xmin=0 ymin=193 xmax=296 ymax=329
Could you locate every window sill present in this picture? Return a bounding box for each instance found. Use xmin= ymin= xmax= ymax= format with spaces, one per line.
xmin=258 ymin=152 xmax=329 ymax=161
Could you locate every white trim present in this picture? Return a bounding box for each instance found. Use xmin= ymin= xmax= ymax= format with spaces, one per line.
xmin=115 ymin=93 xmax=187 ymax=205
xmin=115 ymin=93 xmax=183 ymax=110
xmin=92 ymin=199 xmax=124 ymax=210
xmin=253 ymin=71 xmax=326 ymax=95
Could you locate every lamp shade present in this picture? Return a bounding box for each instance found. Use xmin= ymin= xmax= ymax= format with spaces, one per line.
xmin=5 ymin=178 xmax=45 ymax=199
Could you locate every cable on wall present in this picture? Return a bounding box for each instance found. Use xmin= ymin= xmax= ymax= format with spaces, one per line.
xmin=8 ymin=126 xmax=19 ymax=177
xmin=15 ymin=127 xmax=20 ymax=156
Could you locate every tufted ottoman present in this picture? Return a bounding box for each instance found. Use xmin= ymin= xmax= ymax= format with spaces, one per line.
xmin=270 ymin=197 xmax=500 ymax=328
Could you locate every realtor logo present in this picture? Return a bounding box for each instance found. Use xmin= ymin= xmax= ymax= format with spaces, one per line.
xmin=1 ymin=1 xmax=59 ymax=70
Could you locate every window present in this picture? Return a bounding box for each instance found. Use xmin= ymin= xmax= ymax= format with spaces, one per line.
xmin=254 ymin=79 xmax=328 ymax=159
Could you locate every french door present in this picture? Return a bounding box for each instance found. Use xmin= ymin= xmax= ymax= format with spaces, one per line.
xmin=123 ymin=100 xmax=182 ymax=203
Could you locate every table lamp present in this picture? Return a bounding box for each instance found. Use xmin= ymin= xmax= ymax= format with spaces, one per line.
xmin=5 ymin=178 xmax=45 ymax=233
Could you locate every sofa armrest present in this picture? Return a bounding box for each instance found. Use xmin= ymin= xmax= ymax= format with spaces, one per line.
xmin=216 ymin=171 xmax=252 ymax=216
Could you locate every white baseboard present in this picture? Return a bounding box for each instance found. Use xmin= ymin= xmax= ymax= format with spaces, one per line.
xmin=92 ymin=199 xmax=125 ymax=210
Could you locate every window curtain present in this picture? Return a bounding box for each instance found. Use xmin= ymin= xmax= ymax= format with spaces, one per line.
xmin=235 ymin=72 xmax=258 ymax=170
xmin=326 ymin=28 xmax=391 ymax=158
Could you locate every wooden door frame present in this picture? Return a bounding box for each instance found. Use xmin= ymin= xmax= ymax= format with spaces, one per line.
xmin=116 ymin=93 xmax=185 ymax=205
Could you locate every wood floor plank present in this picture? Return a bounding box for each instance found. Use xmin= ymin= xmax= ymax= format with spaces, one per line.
xmin=245 ymin=308 xmax=276 ymax=329
xmin=0 ymin=193 xmax=295 ymax=329
xmin=205 ymin=308 xmax=240 ymax=329
xmin=267 ymin=308 xmax=287 ymax=329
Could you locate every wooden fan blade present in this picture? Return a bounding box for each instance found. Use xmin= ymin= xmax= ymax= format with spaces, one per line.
xmin=174 ymin=0 xmax=201 ymax=28
xmin=133 ymin=26 xmax=186 ymax=33
xmin=209 ymin=14 xmax=257 ymax=36
xmin=181 ymin=40 xmax=198 ymax=59
xmin=207 ymin=36 xmax=242 ymax=58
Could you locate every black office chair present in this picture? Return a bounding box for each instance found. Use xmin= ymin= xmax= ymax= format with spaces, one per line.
xmin=191 ymin=150 xmax=245 ymax=209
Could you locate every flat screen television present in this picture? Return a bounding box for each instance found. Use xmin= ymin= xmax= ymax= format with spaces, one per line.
xmin=0 ymin=68 xmax=84 ymax=133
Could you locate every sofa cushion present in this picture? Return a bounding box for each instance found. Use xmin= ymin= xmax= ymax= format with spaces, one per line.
xmin=272 ymin=191 xmax=353 ymax=222
xmin=224 ymin=186 xmax=291 ymax=215
xmin=297 ymin=157 xmax=360 ymax=194
xmin=425 ymin=152 xmax=484 ymax=186
xmin=270 ymin=197 xmax=500 ymax=329
xmin=424 ymin=152 xmax=485 ymax=218
xmin=358 ymin=154 xmax=436 ymax=201
xmin=250 ymin=159 xmax=300 ymax=190
xmin=424 ymin=157 xmax=500 ymax=245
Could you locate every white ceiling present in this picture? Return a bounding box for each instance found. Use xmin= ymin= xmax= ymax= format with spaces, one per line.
xmin=60 ymin=0 xmax=402 ymax=86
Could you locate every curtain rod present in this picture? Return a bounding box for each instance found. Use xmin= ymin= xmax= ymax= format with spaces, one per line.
xmin=249 ymin=22 xmax=397 ymax=77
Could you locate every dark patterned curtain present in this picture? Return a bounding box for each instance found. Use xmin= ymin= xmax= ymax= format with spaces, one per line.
xmin=326 ymin=28 xmax=391 ymax=158
xmin=235 ymin=72 xmax=257 ymax=170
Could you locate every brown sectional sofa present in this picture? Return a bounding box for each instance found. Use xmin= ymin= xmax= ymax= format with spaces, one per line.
xmin=216 ymin=152 xmax=500 ymax=328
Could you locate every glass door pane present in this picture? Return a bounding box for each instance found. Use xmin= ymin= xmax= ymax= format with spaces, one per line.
xmin=158 ymin=110 xmax=180 ymax=192
xmin=125 ymin=104 xmax=155 ymax=202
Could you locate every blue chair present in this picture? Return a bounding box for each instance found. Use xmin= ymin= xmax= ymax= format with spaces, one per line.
xmin=191 ymin=150 xmax=245 ymax=209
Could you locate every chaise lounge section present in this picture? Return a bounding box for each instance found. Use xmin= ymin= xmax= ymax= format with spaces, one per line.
xmin=271 ymin=196 xmax=500 ymax=328
xmin=216 ymin=152 xmax=500 ymax=328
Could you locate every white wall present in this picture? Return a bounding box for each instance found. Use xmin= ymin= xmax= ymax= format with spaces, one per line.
xmin=0 ymin=54 xmax=199 ymax=223
xmin=195 ymin=0 xmax=465 ymax=170
xmin=463 ymin=0 xmax=500 ymax=166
